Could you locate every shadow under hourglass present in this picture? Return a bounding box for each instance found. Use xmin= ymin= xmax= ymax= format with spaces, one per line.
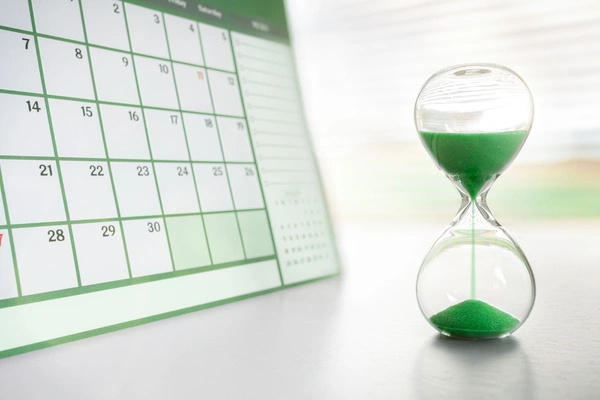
xmin=413 ymin=335 xmax=535 ymax=400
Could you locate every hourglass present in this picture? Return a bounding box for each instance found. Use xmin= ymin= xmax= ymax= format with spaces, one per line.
xmin=415 ymin=64 xmax=535 ymax=339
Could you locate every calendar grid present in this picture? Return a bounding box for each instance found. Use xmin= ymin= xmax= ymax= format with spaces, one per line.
xmin=0 ymin=0 xmax=341 ymax=358
xmin=0 ymin=0 xmax=298 ymax=306
xmin=226 ymin=32 xmax=284 ymax=285
xmin=0 ymin=2 xmax=277 ymax=301
xmin=121 ymin=2 xmax=177 ymax=273
xmin=27 ymin=0 xmax=83 ymax=288
xmin=0 ymin=207 xmax=266 ymax=231
xmin=160 ymin=12 xmax=214 ymax=265
xmin=28 ymin=28 xmax=238 ymax=74
xmin=0 ymin=85 xmax=251 ymax=120
xmin=192 ymin=17 xmax=248 ymax=261
xmin=0 ymin=24 xmax=238 ymax=77
xmin=77 ymin=0 xmax=134 ymax=280
xmin=0 ymin=85 xmax=284 ymax=113
xmin=0 ymin=168 xmax=21 ymax=297
xmin=0 ymin=253 xmax=277 ymax=310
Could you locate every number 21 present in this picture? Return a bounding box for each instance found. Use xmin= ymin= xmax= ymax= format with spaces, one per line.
xmin=39 ymin=164 xmax=53 ymax=176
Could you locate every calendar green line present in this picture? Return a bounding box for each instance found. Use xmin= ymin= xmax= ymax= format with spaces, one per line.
xmin=0 ymin=0 xmax=340 ymax=358
xmin=0 ymin=155 xmax=268 ymax=165
xmin=0 ymin=208 xmax=271 ymax=230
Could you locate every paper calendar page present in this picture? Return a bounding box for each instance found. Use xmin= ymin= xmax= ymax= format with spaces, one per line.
xmin=0 ymin=0 xmax=339 ymax=358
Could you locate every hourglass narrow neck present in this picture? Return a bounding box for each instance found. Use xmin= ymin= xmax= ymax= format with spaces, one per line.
xmin=453 ymin=191 xmax=499 ymax=228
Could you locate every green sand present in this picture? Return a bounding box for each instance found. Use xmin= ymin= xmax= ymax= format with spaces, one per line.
xmin=420 ymin=131 xmax=527 ymax=199
xmin=430 ymin=299 xmax=520 ymax=338
xmin=421 ymin=132 xmax=525 ymax=337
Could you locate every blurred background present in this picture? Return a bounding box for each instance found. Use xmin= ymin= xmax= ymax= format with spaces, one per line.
xmin=285 ymin=0 xmax=600 ymax=224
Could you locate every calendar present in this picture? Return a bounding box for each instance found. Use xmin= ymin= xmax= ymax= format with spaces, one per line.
xmin=0 ymin=0 xmax=339 ymax=358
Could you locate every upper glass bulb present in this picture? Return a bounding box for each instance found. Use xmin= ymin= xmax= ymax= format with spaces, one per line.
xmin=415 ymin=64 xmax=534 ymax=199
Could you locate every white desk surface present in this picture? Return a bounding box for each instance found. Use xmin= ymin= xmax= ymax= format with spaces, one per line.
xmin=0 ymin=220 xmax=599 ymax=399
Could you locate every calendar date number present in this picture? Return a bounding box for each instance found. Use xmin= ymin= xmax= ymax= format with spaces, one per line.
xmin=26 ymin=100 xmax=41 ymax=113
xmin=177 ymin=166 xmax=189 ymax=176
xmin=90 ymin=165 xmax=105 ymax=176
xmin=102 ymin=225 xmax=116 ymax=237
xmin=147 ymin=222 xmax=161 ymax=233
xmin=137 ymin=166 xmax=150 ymax=176
xmin=39 ymin=164 xmax=53 ymax=176
xmin=48 ymin=229 xmax=65 ymax=242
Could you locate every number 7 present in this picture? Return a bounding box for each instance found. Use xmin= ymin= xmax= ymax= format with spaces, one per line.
xmin=22 ymin=38 xmax=30 ymax=49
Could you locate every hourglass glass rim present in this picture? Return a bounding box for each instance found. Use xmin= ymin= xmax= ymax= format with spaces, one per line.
xmin=413 ymin=62 xmax=535 ymax=135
